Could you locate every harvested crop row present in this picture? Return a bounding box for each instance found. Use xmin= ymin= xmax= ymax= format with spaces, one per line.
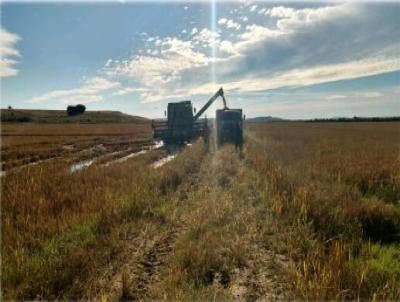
xmin=140 ymin=145 xmax=289 ymax=300
xmin=1 ymin=141 xmax=204 ymax=299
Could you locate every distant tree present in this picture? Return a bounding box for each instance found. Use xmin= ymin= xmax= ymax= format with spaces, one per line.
xmin=76 ymin=104 xmax=86 ymax=114
xmin=67 ymin=104 xmax=86 ymax=116
xmin=8 ymin=105 xmax=12 ymax=110
xmin=67 ymin=106 xmax=77 ymax=116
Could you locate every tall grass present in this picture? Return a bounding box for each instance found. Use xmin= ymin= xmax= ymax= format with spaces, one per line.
xmin=1 ymin=142 xmax=204 ymax=299
xmin=2 ymin=121 xmax=399 ymax=300
xmin=148 ymin=145 xmax=289 ymax=300
xmin=245 ymin=122 xmax=400 ymax=299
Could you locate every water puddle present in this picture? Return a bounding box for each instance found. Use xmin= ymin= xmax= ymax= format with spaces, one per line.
xmin=152 ymin=154 xmax=177 ymax=169
xmin=69 ymin=141 xmax=165 ymax=171
xmin=102 ymin=141 xmax=164 ymax=167
xmin=1 ymin=141 xmax=165 ymax=177
xmin=69 ymin=159 xmax=95 ymax=173
xmin=150 ymin=140 xmax=164 ymax=149
xmin=103 ymin=150 xmax=147 ymax=166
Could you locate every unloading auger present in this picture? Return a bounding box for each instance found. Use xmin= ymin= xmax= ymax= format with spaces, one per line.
xmin=152 ymin=88 xmax=244 ymax=150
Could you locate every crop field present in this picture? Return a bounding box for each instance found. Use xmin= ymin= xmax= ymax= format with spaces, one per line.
xmin=1 ymin=121 xmax=400 ymax=300
xmin=1 ymin=123 xmax=153 ymax=173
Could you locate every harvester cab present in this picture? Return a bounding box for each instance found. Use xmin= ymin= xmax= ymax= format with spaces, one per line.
xmin=152 ymin=87 xmax=243 ymax=149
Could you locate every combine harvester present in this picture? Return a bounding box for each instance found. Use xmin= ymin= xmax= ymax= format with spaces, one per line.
xmin=152 ymin=88 xmax=244 ymax=150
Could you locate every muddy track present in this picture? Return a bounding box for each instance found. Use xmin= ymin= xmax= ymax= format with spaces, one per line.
xmin=93 ymin=147 xmax=289 ymax=301
xmin=93 ymin=152 xmax=201 ymax=301
xmin=125 ymin=229 xmax=177 ymax=300
xmin=229 ymin=241 xmax=288 ymax=301
xmin=93 ymin=228 xmax=177 ymax=301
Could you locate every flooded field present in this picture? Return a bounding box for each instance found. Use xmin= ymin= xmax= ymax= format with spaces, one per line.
xmin=1 ymin=123 xmax=156 ymax=173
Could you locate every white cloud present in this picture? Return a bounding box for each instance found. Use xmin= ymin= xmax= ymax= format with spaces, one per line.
xmin=219 ymin=40 xmax=238 ymax=56
xmin=218 ymin=18 xmax=227 ymax=26
xmin=191 ymin=27 xmax=198 ymax=35
xmin=218 ymin=18 xmax=241 ymax=31
xmin=112 ymin=87 xmax=147 ymax=96
xmin=83 ymin=77 xmax=120 ymax=91
xmin=63 ymin=95 xmax=103 ymax=105
xmin=28 ymin=77 xmax=120 ymax=104
xmin=103 ymin=37 xmax=209 ymax=100
xmin=265 ymin=6 xmax=296 ymax=18
xmin=327 ymin=95 xmax=348 ymax=100
xmin=193 ymin=28 xmax=220 ymax=46
xmin=357 ymin=91 xmax=384 ymax=98
xmin=188 ymin=57 xmax=400 ymax=95
xmin=237 ymin=24 xmax=281 ymax=50
xmin=0 ymin=27 xmax=21 ymax=77
xmin=103 ymin=3 xmax=400 ymax=104
xmin=249 ymin=5 xmax=258 ymax=12
xmin=258 ymin=8 xmax=267 ymax=15
xmin=327 ymin=91 xmax=384 ymax=100
xmin=147 ymin=49 xmax=158 ymax=56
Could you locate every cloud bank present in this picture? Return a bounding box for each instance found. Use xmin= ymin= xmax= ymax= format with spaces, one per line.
xmin=103 ymin=2 xmax=400 ymax=103
xmin=0 ymin=27 xmax=21 ymax=77
xmin=28 ymin=77 xmax=120 ymax=105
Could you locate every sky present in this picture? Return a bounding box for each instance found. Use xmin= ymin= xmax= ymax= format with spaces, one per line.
xmin=1 ymin=1 xmax=399 ymax=119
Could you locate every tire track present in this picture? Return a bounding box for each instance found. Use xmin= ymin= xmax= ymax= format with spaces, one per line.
xmin=93 ymin=148 xmax=204 ymax=301
xmin=124 ymin=229 xmax=178 ymax=300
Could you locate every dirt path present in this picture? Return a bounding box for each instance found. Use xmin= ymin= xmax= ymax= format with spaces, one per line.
xmin=95 ymin=227 xmax=178 ymax=301
xmin=92 ymin=157 xmax=201 ymax=301
xmin=229 ymin=241 xmax=288 ymax=300
xmin=93 ymin=145 xmax=290 ymax=300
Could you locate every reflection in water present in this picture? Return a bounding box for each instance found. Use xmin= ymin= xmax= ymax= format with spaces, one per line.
xmin=152 ymin=154 xmax=177 ymax=169
xmin=69 ymin=159 xmax=95 ymax=173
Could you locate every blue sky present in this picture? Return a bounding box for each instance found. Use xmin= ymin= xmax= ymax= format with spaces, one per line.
xmin=1 ymin=1 xmax=399 ymax=118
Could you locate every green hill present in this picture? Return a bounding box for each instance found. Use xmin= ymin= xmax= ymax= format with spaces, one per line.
xmin=1 ymin=109 xmax=149 ymax=124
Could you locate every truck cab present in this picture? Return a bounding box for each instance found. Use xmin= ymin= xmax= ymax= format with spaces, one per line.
xmin=216 ymin=109 xmax=243 ymax=150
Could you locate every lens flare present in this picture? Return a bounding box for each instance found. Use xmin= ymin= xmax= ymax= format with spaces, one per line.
xmin=211 ymin=0 xmax=218 ymax=149
xmin=211 ymin=0 xmax=217 ymax=85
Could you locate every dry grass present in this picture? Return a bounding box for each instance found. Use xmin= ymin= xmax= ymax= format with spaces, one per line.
xmin=245 ymin=122 xmax=400 ymax=300
xmin=1 ymin=123 xmax=150 ymax=138
xmin=1 ymin=139 xmax=203 ymax=299
xmin=140 ymin=145 xmax=287 ymax=300
xmin=1 ymin=121 xmax=399 ymax=300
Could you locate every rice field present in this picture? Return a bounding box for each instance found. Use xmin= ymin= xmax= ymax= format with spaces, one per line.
xmin=1 ymin=121 xmax=399 ymax=300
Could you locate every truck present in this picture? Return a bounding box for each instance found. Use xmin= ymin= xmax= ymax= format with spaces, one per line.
xmin=152 ymin=88 xmax=243 ymax=150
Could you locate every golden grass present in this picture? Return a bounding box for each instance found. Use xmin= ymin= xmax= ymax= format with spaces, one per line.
xmin=1 ymin=122 xmax=150 ymax=138
xmin=1 ymin=140 xmax=203 ymax=299
xmin=1 ymin=121 xmax=399 ymax=300
xmin=245 ymin=122 xmax=400 ymax=300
